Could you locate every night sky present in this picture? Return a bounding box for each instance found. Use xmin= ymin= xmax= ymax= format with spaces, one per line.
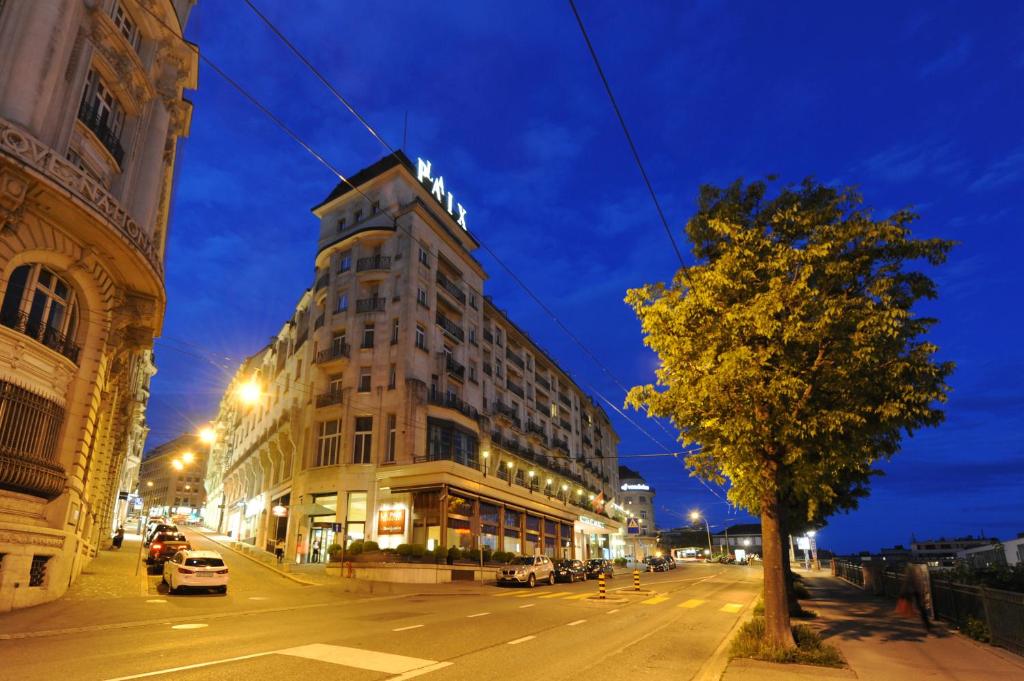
xmin=150 ymin=1 xmax=1024 ymax=555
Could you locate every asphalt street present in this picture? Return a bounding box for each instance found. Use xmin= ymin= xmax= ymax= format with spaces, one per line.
xmin=0 ymin=530 xmax=762 ymax=681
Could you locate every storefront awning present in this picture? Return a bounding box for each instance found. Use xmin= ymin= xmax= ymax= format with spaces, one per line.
xmin=289 ymin=503 xmax=336 ymax=516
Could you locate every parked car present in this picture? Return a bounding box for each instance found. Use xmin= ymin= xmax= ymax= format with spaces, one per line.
xmin=554 ymin=559 xmax=586 ymax=583
xmin=162 ymin=550 xmax=229 ymax=594
xmin=585 ymin=559 xmax=614 ymax=579
xmin=497 ymin=555 xmax=555 ymax=587
xmin=663 ymin=556 xmax=677 ymax=570
xmin=646 ymin=557 xmax=670 ymax=572
xmin=144 ymin=523 xmax=177 ymax=547
xmin=147 ymin=532 xmax=191 ymax=567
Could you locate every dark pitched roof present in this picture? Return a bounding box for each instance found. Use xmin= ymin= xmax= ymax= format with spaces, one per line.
xmin=311 ymin=151 xmax=414 ymax=212
xmin=713 ymin=523 xmax=762 ymax=536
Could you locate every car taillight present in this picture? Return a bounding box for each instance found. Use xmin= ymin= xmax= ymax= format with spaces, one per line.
xmin=177 ymin=567 xmax=194 ymax=574
xmin=216 ymin=569 xmax=228 ymax=574
xmin=151 ymin=543 xmax=162 ymax=551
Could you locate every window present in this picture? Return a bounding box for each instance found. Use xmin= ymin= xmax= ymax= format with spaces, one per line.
xmin=372 ymin=200 xmax=380 ymax=215
xmin=337 ymin=217 xmax=346 ymax=232
xmin=296 ymin=359 xmax=302 ymax=379
xmin=390 ymin=318 xmax=399 ymax=344
xmin=353 ymin=416 xmax=373 ymax=463
xmin=469 ymin=326 xmax=477 ymax=344
xmin=416 ymin=287 xmax=428 ymax=308
xmin=354 ymin=209 xmax=363 ymax=222
xmin=110 ymin=1 xmax=142 ymax=51
xmin=469 ymin=364 xmax=477 ymax=383
xmin=328 ymin=374 xmax=343 ymax=394
xmin=415 ymin=325 xmax=427 ymax=351
xmin=315 ymin=420 xmax=341 ymax=466
xmin=331 ymin=331 xmax=347 ymax=355
xmin=1 ymin=264 xmax=80 ymax=357
xmin=335 ymin=292 xmax=348 ymax=313
xmin=495 ymin=358 xmax=503 ymax=378
xmin=638 ymin=495 xmax=647 ymax=503
xmin=358 ymin=367 xmax=371 ymax=393
xmin=346 ymin=492 xmax=367 ymax=546
xmin=469 ymin=292 xmax=477 ymax=309
xmin=495 ymin=329 xmax=503 ymax=346
xmin=388 ymin=364 xmax=397 ymax=389
xmin=79 ymin=69 xmax=125 ymax=139
xmin=361 ymin=324 xmax=374 ymax=349
xmin=419 ymin=248 xmax=430 ymax=267
xmin=338 ymin=250 xmax=352 ymax=273
xmin=385 ymin=414 xmax=397 ymax=463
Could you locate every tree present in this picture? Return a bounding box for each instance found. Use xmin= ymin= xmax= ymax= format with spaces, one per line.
xmin=625 ymin=179 xmax=954 ymax=648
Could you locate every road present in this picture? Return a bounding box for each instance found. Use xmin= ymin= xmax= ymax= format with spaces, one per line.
xmin=0 ymin=530 xmax=762 ymax=680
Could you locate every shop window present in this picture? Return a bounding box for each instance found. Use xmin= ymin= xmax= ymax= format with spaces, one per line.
xmin=411 ymin=490 xmax=442 ymax=549
xmin=353 ymin=416 xmax=372 ymax=463
xmin=346 ymin=491 xmax=367 ymax=546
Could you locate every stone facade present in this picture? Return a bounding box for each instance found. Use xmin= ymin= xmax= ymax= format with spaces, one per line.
xmin=204 ymin=153 xmax=630 ymax=564
xmin=0 ymin=0 xmax=196 ymax=611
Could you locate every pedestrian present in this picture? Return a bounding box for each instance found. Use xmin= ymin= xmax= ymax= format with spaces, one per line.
xmin=274 ymin=539 xmax=284 ymax=564
xmin=311 ymin=539 xmax=321 ymax=563
xmin=897 ymin=564 xmax=931 ymax=632
xmin=112 ymin=525 xmax=125 ymax=550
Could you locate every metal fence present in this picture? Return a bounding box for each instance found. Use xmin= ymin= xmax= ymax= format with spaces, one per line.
xmin=833 ymin=559 xmax=864 ymax=586
xmin=930 ymin=578 xmax=1024 ymax=656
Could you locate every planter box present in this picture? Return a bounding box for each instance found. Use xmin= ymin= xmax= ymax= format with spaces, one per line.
xmin=324 ymin=561 xmax=499 ymax=584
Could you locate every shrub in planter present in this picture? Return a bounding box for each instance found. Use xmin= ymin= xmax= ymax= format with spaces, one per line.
xmin=363 ymin=540 xmax=380 ymax=552
xmin=347 ymin=540 xmax=364 ymax=556
xmin=410 ymin=543 xmax=426 ymax=559
xmin=614 ymin=557 xmax=628 ymax=567
xmin=327 ymin=543 xmax=343 ymax=562
xmin=396 ymin=543 xmax=414 ymax=558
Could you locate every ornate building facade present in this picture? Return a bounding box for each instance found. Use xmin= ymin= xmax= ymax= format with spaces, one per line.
xmin=204 ymin=153 xmax=630 ymax=564
xmin=0 ymin=0 xmax=196 ymax=611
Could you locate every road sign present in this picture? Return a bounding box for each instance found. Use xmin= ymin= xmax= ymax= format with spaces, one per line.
xmin=627 ymin=517 xmax=640 ymax=535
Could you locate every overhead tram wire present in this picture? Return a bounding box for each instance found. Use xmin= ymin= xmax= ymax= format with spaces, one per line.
xmin=236 ymin=0 xmax=682 ymax=449
xmin=567 ymin=0 xmax=697 ymax=293
xmin=139 ymin=2 xmax=692 ymax=471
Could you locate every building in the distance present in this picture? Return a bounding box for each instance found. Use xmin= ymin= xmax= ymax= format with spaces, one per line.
xmin=715 ymin=523 xmax=763 ymax=557
xmin=911 ymin=535 xmax=998 ymax=565
xmin=618 ymin=465 xmax=657 ymax=559
xmin=959 ymin=533 xmax=1024 ymax=568
xmin=0 ymin=0 xmax=196 ymax=611
xmin=139 ymin=434 xmax=206 ymax=519
xmin=203 ymin=152 xmax=628 ymax=564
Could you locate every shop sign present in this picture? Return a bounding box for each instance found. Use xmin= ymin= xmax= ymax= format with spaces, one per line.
xmin=377 ymin=507 xmax=406 ymax=535
xmin=620 ymin=483 xmax=650 ymax=491
xmin=272 ymin=505 xmax=288 ymax=517
xmin=578 ymin=515 xmax=606 ymax=529
xmin=416 ymin=158 xmax=468 ymax=231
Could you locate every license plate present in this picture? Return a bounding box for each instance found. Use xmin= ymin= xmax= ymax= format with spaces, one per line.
xmin=196 ymin=572 xmax=214 ymax=578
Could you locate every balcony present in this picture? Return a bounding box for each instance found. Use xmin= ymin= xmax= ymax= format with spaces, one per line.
xmin=526 ymin=420 xmax=548 ymax=445
xmin=0 ymin=381 xmax=66 ymax=501
xmin=77 ymin=101 xmax=125 ymax=166
xmin=552 ymin=436 xmax=569 ymax=454
xmin=356 ymin=297 xmax=386 ymax=314
xmin=428 ymin=386 xmax=479 ymax=420
xmin=315 ymin=390 xmax=343 ymax=408
xmin=559 ymin=393 xmax=571 ymax=407
xmin=314 ymin=273 xmax=329 ymax=291
xmin=435 ymin=271 xmax=467 ymax=304
xmin=507 ymin=380 xmax=524 ymax=399
xmin=357 ymin=255 xmax=391 ymax=273
xmin=315 ymin=342 xmax=350 ymax=366
xmin=435 ymin=312 xmax=465 ymax=342
xmin=483 ymin=362 xmax=492 ymax=376
xmin=445 ymin=355 xmax=466 ymax=381
xmin=536 ymin=375 xmax=550 ymax=391
xmin=0 ymin=310 xmax=81 ymax=364
xmin=535 ymin=400 xmax=550 ymax=414
xmin=506 ymin=348 xmax=525 ymax=370
xmin=483 ymin=329 xmax=494 ymax=343
xmin=493 ymin=401 xmax=521 ymax=430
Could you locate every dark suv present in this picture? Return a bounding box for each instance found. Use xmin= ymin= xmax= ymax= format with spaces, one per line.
xmin=147 ymin=532 xmax=191 ymax=568
xmin=585 ymin=559 xmax=614 ymax=579
xmin=144 ymin=524 xmax=178 ymax=547
xmin=554 ymin=559 xmax=586 ymax=583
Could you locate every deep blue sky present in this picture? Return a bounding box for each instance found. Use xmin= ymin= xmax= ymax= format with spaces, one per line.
xmin=150 ymin=1 xmax=1024 ymax=554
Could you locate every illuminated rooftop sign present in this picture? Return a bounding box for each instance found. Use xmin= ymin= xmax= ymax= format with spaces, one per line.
xmin=620 ymin=483 xmax=650 ymax=491
xmin=417 ymin=157 xmax=468 ymax=231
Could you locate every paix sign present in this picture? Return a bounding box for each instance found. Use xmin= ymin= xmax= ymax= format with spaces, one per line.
xmin=377 ymin=507 xmax=407 ymax=535
xmin=417 ymin=157 xmax=468 ymax=231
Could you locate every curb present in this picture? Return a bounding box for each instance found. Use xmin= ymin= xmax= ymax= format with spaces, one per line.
xmin=693 ymin=589 xmax=761 ymax=681
xmin=194 ymin=529 xmax=318 ymax=587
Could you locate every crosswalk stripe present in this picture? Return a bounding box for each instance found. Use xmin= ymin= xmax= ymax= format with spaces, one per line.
xmin=277 ymin=643 xmax=442 ymax=674
xmin=538 ymin=591 xmax=571 ymax=599
xmin=641 ymin=594 xmax=671 ymax=605
xmin=493 ymin=591 xmax=520 ymax=597
xmin=562 ymin=593 xmax=592 ymax=600
xmin=720 ymin=603 xmax=744 ymax=613
xmin=680 ymin=599 xmax=706 ymax=609
xmin=515 ymin=591 xmax=545 ymax=598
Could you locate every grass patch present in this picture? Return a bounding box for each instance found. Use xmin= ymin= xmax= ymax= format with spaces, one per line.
xmin=731 ymin=616 xmax=845 ymax=668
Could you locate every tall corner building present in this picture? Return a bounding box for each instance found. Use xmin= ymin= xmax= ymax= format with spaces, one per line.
xmin=0 ymin=1 xmax=197 ymax=610
xmin=204 ymin=152 xmax=631 ymax=562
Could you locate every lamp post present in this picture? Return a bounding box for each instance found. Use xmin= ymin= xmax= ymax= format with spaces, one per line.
xmin=691 ymin=511 xmax=713 ymax=560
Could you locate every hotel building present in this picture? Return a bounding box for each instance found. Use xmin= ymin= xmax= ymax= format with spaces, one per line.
xmin=0 ymin=0 xmax=196 ymax=610
xmin=138 ymin=434 xmax=206 ymax=518
xmin=203 ymin=153 xmax=628 ymax=563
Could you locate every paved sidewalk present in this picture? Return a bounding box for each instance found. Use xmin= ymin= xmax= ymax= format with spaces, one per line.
xmin=63 ymin=531 xmax=146 ymax=601
xmin=723 ymin=573 xmax=1024 ymax=680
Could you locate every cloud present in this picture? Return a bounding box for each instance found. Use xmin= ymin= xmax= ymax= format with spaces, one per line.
xmin=859 ymin=141 xmax=967 ymax=184
xmin=968 ymin=145 xmax=1024 ymax=192
xmin=920 ymin=36 xmax=973 ymax=77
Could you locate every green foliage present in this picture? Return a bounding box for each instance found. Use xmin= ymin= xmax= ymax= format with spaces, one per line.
xmin=396 ymin=543 xmax=414 ymax=557
xmin=347 ymin=540 xmax=364 ymax=556
xmin=491 ymin=551 xmax=513 ymax=564
xmin=447 ymin=546 xmax=461 ymax=562
xmin=363 ymin=541 xmax=380 ymax=552
xmin=626 ymin=179 xmax=954 ymax=519
xmin=614 ymin=557 xmax=628 ymax=567
xmin=731 ymin=617 xmax=844 ymax=667
xmin=947 ymin=562 xmax=1024 ymax=593
xmin=962 ymin=616 xmax=991 ymax=643
xmin=326 ymin=543 xmax=343 ymax=562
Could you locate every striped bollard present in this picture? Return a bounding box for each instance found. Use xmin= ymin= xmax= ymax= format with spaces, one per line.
xmin=598 ymin=572 xmax=606 ymax=599
xmin=633 ymin=568 xmax=640 ymax=591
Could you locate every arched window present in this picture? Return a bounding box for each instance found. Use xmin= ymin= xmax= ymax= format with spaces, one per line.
xmin=1 ymin=264 xmax=80 ymax=362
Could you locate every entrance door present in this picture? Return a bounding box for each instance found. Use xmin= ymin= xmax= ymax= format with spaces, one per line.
xmin=309 ymin=524 xmax=336 ymax=563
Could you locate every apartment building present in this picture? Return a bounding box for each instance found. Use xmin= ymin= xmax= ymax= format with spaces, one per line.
xmin=203 ymin=152 xmax=627 ymax=563
xmin=139 ymin=434 xmax=206 ymax=517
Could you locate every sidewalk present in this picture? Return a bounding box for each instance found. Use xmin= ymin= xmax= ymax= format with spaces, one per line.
xmin=724 ymin=573 xmax=1024 ymax=680
xmin=63 ymin=531 xmax=146 ymax=600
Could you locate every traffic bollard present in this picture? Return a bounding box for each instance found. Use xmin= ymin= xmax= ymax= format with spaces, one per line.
xmin=598 ymin=572 xmax=606 ymax=599
xmin=633 ymin=568 xmax=640 ymax=591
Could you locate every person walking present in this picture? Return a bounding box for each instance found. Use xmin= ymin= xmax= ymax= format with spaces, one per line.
xmin=311 ymin=539 xmax=321 ymax=563
xmin=112 ymin=525 xmax=125 ymax=550
xmin=274 ymin=539 xmax=284 ymax=564
xmin=897 ymin=564 xmax=931 ymax=632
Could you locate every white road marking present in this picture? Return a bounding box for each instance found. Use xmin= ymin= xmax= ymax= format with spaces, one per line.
xmin=145 ymin=599 xmax=166 ymax=604
xmin=507 ymin=635 xmax=536 ymax=645
xmin=566 ymin=619 xmax=586 ymax=626
xmin=102 ymin=652 xmax=272 ymax=680
xmin=248 ymin=596 xmax=269 ymax=601
xmin=170 ymin=623 xmax=207 ymax=630
xmin=606 ymin=609 xmax=620 ymax=615
xmin=518 ymin=604 xmax=535 ymax=609
xmin=392 ymin=624 xmax=424 ymax=632
xmin=467 ymin=612 xmax=490 ymax=618
xmin=720 ymin=603 xmax=743 ymax=613
xmin=277 ymin=643 xmax=443 ymax=674
xmin=386 ymin=661 xmax=454 ymax=680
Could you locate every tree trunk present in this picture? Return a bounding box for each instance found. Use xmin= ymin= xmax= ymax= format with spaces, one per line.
xmin=779 ymin=513 xmax=800 ymax=614
xmin=761 ymin=490 xmax=796 ymax=649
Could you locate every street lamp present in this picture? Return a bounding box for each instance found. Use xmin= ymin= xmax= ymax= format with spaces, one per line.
xmin=482 ymin=450 xmax=490 ymax=477
xmin=181 ymin=450 xmax=195 ymax=464
xmin=506 ymin=460 xmax=514 ymax=486
xmin=198 ymin=426 xmax=216 ymax=444
xmin=235 ymin=377 xmax=262 ymax=406
xmin=691 ymin=510 xmax=713 ymax=559
xmin=171 ymin=459 xmax=184 ymax=471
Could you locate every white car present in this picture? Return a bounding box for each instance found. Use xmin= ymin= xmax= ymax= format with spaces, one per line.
xmin=162 ymin=549 xmax=229 ymax=594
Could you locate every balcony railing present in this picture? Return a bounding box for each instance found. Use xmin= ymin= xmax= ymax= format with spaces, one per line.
xmin=315 ymin=342 xmax=350 ymax=364
xmin=435 ymin=271 xmax=467 ymax=304
xmin=535 ymin=375 xmax=550 ymax=391
xmin=582 ymin=434 xmax=593 ymax=447
xmin=506 ymin=348 xmax=525 ymax=370
xmin=445 ymin=355 xmax=465 ymax=380
xmin=493 ymin=401 xmax=521 ymax=430
xmin=314 ymin=273 xmax=329 ymax=291
xmin=77 ymin=101 xmax=125 ymax=165
xmin=0 ymin=380 xmax=66 ymax=501
xmin=507 ymin=380 xmax=524 ymax=398
xmin=315 ymin=390 xmax=343 ymax=408
xmin=436 ymin=313 xmax=465 ymax=342
xmin=0 ymin=311 xmax=81 ymax=364
xmin=535 ymin=400 xmax=550 ymax=414
xmin=559 ymin=418 xmax=572 ymax=431
xmin=356 ymin=297 xmax=386 ymax=313
xmin=313 ymin=313 xmax=325 ymax=330
xmin=483 ymin=329 xmax=494 ymax=343
xmin=357 ymin=255 xmax=391 ymax=272
xmin=552 ymin=436 xmax=569 ymax=454
xmin=483 ymin=362 xmax=492 ymax=376
xmin=428 ymin=386 xmax=479 ymax=420
xmin=559 ymin=393 xmax=571 ymax=407
xmin=526 ymin=421 xmax=548 ymax=445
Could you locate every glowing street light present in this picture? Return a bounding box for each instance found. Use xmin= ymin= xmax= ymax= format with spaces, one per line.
xmin=171 ymin=460 xmax=184 ymax=471
xmin=236 ymin=377 xmax=262 ymax=405
xmin=146 ymin=481 xmax=153 ymax=487
xmin=181 ymin=450 xmax=195 ymax=464
xmin=198 ymin=426 xmax=216 ymax=444
xmin=691 ymin=510 xmax=714 ymax=559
